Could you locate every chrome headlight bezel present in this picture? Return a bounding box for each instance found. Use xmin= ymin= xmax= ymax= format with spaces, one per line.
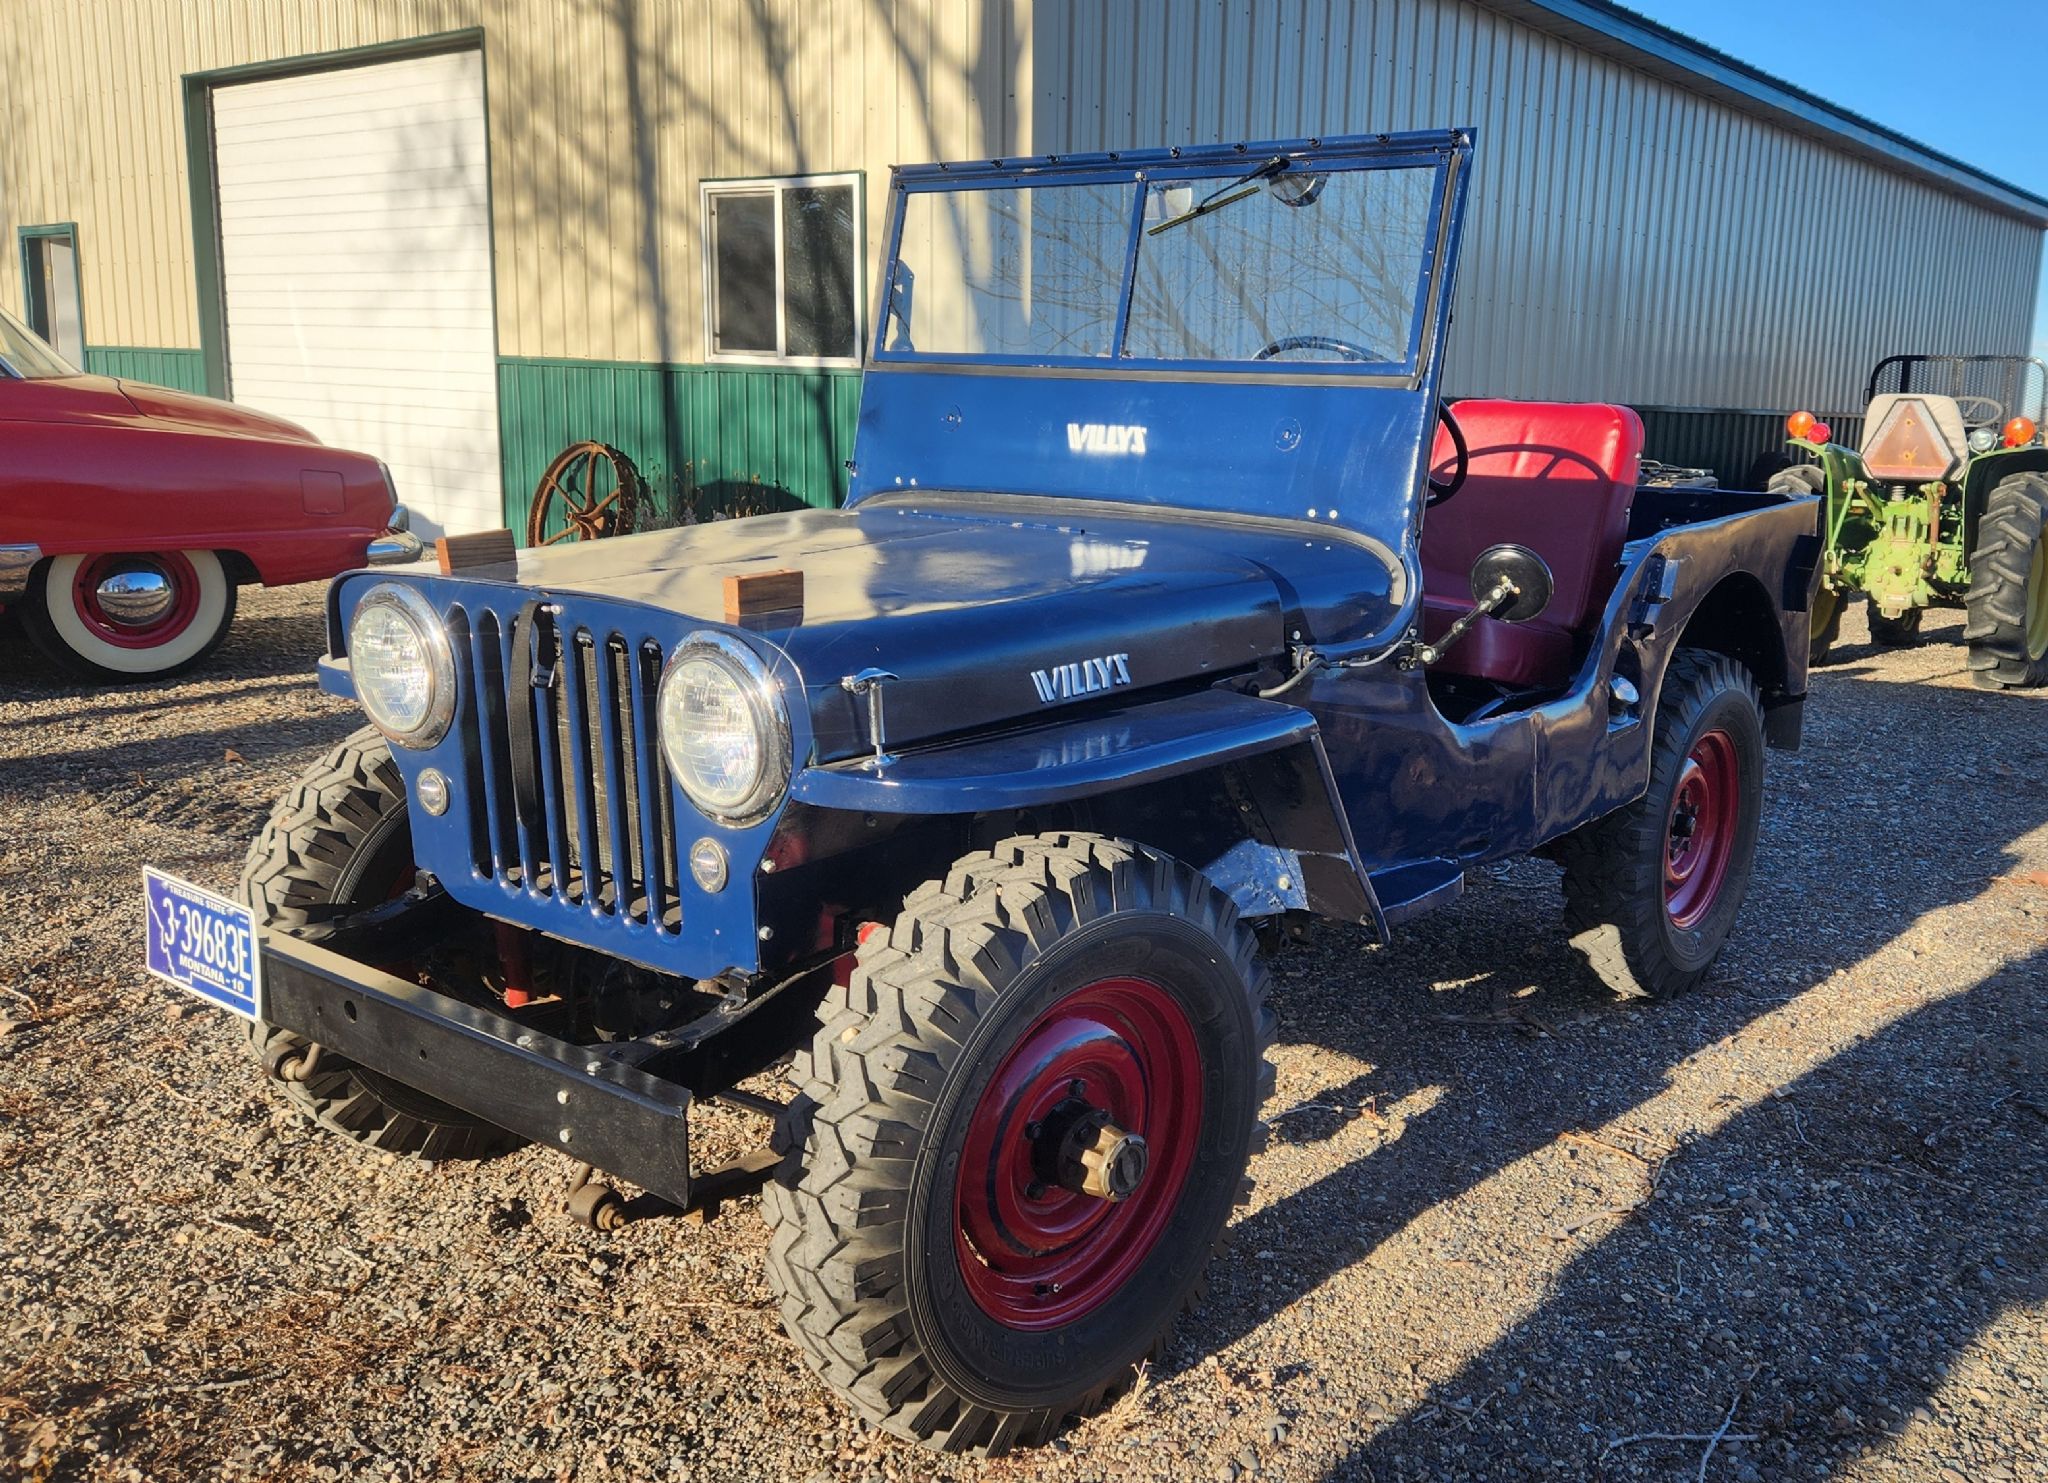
xmin=348 ymin=582 xmax=455 ymax=749
xmin=657 ymin=632 xmax=792 ymax=827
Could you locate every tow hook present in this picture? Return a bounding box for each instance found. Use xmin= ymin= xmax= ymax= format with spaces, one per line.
xmin=264 ymin=1039 xmax=324 ymax=1083
xmin=564 ymin=1163 xmax=626 ymax=1232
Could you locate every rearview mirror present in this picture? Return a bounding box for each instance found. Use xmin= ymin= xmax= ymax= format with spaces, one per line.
xmin=1470 ymin=544 xmax=1554 ymax=625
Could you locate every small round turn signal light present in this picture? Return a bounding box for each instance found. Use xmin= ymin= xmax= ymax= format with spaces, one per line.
xmin=689 ymin=837 xmax=729 ymax=893
xmin=1786 ymin=410 xmax=1817 ymax=440
xmin=2004 ymin=416 xmax=2038 ymax=448
xmin=1807 ymin=422 xmax=1832 ymax=446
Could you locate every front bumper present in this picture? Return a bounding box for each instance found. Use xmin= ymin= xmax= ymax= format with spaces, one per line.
xmin=0 ymin=543 xmax=42 ymax=603
xmin=262 ymin=932 xmax=697 ymax=1204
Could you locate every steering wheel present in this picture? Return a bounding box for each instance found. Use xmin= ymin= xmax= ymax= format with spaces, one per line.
xmin=1954 ymin=394 xmax=2005 ymax=427
xmin=1254 ymin=334 xmax=1372 ymax=363
xmin=1428 ymin=402 xmax=1469 ymax=506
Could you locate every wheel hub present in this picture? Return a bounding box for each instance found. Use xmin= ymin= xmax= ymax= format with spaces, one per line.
xmin=1028 ymin=1096 xmax=1150 ymax=1202
xmin=94 ymin=567 xmax=176 ymax=627
xmin=70 ymin=552 xmax=201 ymax=647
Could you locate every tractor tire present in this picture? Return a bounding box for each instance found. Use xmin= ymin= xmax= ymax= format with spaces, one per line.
xmin=1808 ymin=587 xmax=1844 ymax=668
xmin=1962 ymin=471 xmax=2048 ymax=690
xmin=764 ymin=833 xmax=1274 ymax=1455
xmin=1867 ymin=606 xmax=1924 ymax=647
xmin=1558 ymin=650 xmax=1765 ymax=1001
xmin=20 ymin=550 xmax=236 ymax=681
xmin=238 ymin=725 xmax=515 ymax=1160
xmin=1768 ymin=466 xmax=1839 ymax=665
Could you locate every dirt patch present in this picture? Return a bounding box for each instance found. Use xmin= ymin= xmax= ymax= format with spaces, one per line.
xmin=2 ymin=589 xmax=2042 ymax=1481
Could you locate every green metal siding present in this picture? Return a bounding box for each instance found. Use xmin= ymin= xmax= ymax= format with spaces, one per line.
xmin=82 ymin=345 xmax=206 ymax=392
xmin=499 ymin=358 xmax=862 ymax=539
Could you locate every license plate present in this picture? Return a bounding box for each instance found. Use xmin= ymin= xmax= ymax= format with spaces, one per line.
xmin=144 ymin=868 xmax=262 ymax=1021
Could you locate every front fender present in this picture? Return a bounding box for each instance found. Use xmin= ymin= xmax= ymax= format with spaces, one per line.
xmin=790 ymin=687 xmax=1384 ymax=934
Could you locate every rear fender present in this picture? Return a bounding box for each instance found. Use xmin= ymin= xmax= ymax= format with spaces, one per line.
xmin=788 ymin=688 xmax=1384 ymax=935
xmin=1961 ymin=444 xmax=2048 ymax=555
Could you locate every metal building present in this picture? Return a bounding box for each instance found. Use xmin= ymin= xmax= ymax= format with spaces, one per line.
xmin=3 ymin=0 xmax=2042 ymax=535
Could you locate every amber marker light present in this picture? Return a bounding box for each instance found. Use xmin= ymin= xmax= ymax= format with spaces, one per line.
xmin=2004 ymin=417 xmax=2038 ymax=448
xmin=1786 ymin=410 xmax=1817 ymax=440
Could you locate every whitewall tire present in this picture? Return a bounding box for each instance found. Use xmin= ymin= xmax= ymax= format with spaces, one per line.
xmin=23 ymin=549 xmax=237 ymax=680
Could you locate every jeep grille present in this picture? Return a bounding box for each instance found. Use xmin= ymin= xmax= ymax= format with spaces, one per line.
xmin=448 ymin=603 xmax=682 ymax=933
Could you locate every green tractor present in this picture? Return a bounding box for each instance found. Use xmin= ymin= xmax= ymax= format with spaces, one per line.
xmin=1771 ymin=354 xmax=2048 ymax=687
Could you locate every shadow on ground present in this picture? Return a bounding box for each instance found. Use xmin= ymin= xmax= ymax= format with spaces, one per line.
xmin=1158 ymin=670 xmax=2046 ymax=1479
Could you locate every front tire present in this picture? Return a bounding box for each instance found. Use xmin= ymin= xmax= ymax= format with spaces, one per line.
xmin=1558 ymin=651 xmax=1765 ymax=1000
xmin=764 ymin=834 xmax=1273 ymax=1455
xmin=21 ymin=549 xmax=236 ymax=680
xmin=1963 ymin=472 xmax=2048 ymax=690
xmin=238 ymin=725 xmax=512 ymax=1159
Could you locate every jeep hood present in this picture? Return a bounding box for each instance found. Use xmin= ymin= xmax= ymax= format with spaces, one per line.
xmin=508 ymin=500 xmax=1399 ymax=759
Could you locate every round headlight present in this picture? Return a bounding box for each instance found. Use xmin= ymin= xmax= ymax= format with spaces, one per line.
xmin=349 ymin=583 xmax=454 ymax=748
xmin=1969 ymin=426 xmax=1999 ymax=454
xmin=657 ymin=634 xmax=791 ymax=825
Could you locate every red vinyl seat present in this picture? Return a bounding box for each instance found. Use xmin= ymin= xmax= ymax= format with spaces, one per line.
xmin=1420 ymin=399 xmax=1645 ymax=689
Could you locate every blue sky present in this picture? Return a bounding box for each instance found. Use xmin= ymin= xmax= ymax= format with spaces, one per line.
xmin=1644 ymin=0 xmax=2048 ymax=355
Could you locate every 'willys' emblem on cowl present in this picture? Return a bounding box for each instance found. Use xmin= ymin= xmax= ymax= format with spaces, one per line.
xmin=1030 ymin=653 xmax=1132 ymax=705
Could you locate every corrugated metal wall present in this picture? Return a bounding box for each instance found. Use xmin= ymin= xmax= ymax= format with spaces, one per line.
xmin=1031 ymin=0 xmax=2043 ymax=420
xmin=0 ymin=0 xmax=1033 ymax=362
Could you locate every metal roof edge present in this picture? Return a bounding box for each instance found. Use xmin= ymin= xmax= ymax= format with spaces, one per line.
xmin=1490 ymin=0 xmax=2048 ymax=227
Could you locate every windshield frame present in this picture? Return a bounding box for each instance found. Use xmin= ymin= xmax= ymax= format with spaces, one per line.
xmin=870 ymin=133 xmax=1463 ymax=385
xmin=0 ymin=306 xmax=82 ymax=380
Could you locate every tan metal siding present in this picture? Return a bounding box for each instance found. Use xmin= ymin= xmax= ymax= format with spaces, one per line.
xmin=0 ymin=0 xmax=1033 ymax=362
xmin=1031 ymin=0 xmax=2043 ymax=415
xmin=3 ymin=0 xmax=2038 ymax=420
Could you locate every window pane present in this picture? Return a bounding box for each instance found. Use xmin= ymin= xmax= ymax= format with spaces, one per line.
xmin=1124 ymin=166 xmax=1438 ymax=366
xmin=712 ymin=192 xmax=778 ymax=354
xmin=886 ymin=183 xmax=1134 ymax=359
xmin=783 ymin=184 xmax=856 ymax=359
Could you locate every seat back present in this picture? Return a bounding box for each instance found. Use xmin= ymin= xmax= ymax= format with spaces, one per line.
xmin=1423 ymin=399 xmax=1645 ymax=634
xmin=1418 ymin=399 xmax=1643 ymax=690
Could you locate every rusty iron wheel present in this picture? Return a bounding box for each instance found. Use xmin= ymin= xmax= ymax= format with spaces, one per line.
xmin=526 ymin=441 xmax=645 ymax=546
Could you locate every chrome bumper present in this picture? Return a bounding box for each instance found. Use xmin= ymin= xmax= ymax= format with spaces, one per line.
xmin=367 ymin=530 xmax=426 ymax=565
xmin=0 ymin=544 xmax=41 ymax=603
xmin=366 ymin=503 xmax=424 ymax=566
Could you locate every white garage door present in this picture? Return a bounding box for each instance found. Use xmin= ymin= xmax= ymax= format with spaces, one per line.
xmin=213 ymin=50 xmax=501 ymax=539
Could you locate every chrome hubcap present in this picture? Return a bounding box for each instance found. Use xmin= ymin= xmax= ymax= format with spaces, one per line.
xmin=94 ymin=568 xmax=176 ymax=627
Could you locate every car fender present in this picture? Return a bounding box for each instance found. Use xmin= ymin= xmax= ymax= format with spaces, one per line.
xmin=790 ymin=686 xmax=1385 ymax=934
xmin=0 ymin=414 xmax=391 ymax=588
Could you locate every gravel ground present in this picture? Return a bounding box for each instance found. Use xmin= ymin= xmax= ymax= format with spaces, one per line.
xmin=1 ymin=586 xmax=2042 ymax=1483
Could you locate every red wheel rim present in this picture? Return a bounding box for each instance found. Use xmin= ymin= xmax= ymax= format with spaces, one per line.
xmin=70 ymin=552 xmax=201 ymax=649
xmin=1665 ymin=729 xmax=1740 ymax=929
xmin=954 ymin=976 xmax=1203 ymax=1330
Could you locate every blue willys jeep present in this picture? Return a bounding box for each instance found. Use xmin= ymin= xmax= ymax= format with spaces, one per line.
xmin=196 ymin=130 xmax=1819 ymax=1453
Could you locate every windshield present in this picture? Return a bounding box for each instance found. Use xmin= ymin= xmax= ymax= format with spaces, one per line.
xmin=878 ymin=156 xmax=1446 ymax=374
xmin=0 ymin=307 xmax=80 ymax=379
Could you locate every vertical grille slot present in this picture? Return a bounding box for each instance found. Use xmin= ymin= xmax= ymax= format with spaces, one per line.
xmin=469 ymin=607 xmax=519 ymax=880
xmin=631 ymin=640 xmax=675 ymax=929
xmin=594 ymin=636 xmax=640 ymax=918
xmin=555 ymin=628 xmax=602 ymax=905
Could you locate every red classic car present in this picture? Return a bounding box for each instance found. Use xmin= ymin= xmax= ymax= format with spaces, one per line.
xmin=0 ymin=308 xmax=419 ymax=680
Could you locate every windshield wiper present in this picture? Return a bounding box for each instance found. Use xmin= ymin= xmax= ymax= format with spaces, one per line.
xmin=1146 ymin=155 xmax=1290 ymax=236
